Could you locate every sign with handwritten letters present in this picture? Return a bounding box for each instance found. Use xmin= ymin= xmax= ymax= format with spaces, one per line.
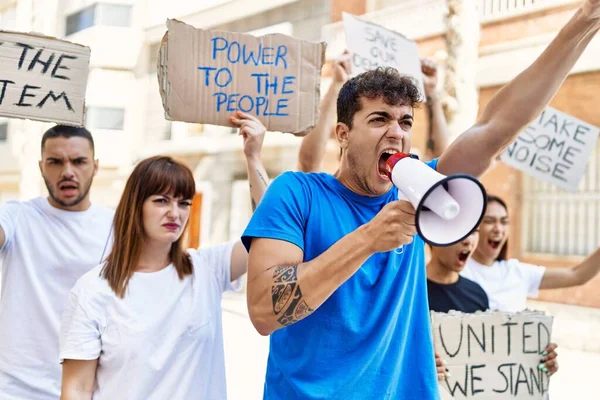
xmin=0 ymin=30 xmax=90 ymax=126
xmin=431 ymin=311 xmax=553 ymax=400
xmin=501 ymin=107 xmax=600 ymax=192
xmin=158 ymin=19 xmax=326 ymax=135
xmin=342 ymin=13 xmax=424 ymax=97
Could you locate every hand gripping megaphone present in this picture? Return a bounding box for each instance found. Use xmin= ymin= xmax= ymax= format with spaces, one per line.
xmin=385 ymin=153 xmax=487 ymax=247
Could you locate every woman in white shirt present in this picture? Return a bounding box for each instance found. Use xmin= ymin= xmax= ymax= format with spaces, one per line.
xmin=461 ymin=195 xmax=600 ymax=312
xmin=59 ymin=112 xmax=270 ymax=400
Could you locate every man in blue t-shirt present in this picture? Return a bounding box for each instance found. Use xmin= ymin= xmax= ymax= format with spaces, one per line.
xmin=242 ymin=5 xmax=600 ymax=398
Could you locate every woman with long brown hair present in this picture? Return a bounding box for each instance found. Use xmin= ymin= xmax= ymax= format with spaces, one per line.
xmin=462 ymin=194 xmax=600 ymax=312
xmin=58 ymin=112 xmax=269 ymax=400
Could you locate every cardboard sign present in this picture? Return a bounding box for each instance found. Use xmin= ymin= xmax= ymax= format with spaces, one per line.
xmin=501 ymin=107 xmax=600 ymax=192
xmin=431 ymin=311 xmax=553 ymax=400
xmin=158 ymin=19 xmax=326 ymax=135
xmin=0 ymin=30 xmax=90 ymax=126
xmin=342 ymin=13 xmax=424 ymax=96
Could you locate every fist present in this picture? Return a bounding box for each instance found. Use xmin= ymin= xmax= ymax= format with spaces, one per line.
xmin=332 ymin=51 xmax=352 ymax=84
xmin=540 ymin=343 xmax=559 ymax=376
xmin=364 ymin=200 xmax=417 ymax=253
xmin=230 ymin=111 xmax=266 ymax=159
xmin=583 ymin=0 xmax=600 ymax=20
xmin=421 ymin=58 xmax=438 ymax=97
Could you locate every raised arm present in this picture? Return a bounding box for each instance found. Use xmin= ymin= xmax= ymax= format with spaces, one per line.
xmin=231 ymin=111 xmax=269 ymax=212
xmin=247 ymin=200 xmax=416 ymax=336
xmin=61 ymin=359 xmax=98 ymax=400
xmin=438 ymin=0 xmax=600 ymax=177
xmin=229 ymin=111 xmax=269 ymax=281
xmin=540 ymin=247 xmax=600 ymax=289
xmin=422 ymin=58 xmax=450 ymax=160
xmin=297 ymin=53 xmax=351 ymax=172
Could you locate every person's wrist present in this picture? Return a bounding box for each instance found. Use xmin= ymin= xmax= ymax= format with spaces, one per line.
xmin=426 ymin=92 xmax=438 ymax=103
xmin=356 ymin=223 xmax=376 ymax=254
xmin=331 ymin=79 xmax=346 ymax=89
xmin=581 ymin=2 xmax=600 ymax=23
xmin=245 ymin=152 xmax=259 ymax=161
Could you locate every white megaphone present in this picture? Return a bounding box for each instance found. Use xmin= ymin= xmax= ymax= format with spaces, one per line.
xmin=385 ymin=153 xmax=487 ymax=247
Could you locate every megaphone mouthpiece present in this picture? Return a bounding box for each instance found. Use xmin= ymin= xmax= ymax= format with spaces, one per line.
xmin=385 ymin=152 xmax=413 ymax=180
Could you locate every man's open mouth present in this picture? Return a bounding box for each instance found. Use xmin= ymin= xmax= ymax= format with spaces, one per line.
xmin=458 ymin=250 xmax=471 ymax=262
xmin=58 ymin=182 xmax=79 ymax=195
xmin=378 ymin=149 xmax=399 ymax=178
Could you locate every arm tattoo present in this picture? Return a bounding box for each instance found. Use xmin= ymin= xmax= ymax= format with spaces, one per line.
xmin=271 ymin=265 xmax=314 ymax=327
xmin=257 ymin=168 xmax=269 ymax=188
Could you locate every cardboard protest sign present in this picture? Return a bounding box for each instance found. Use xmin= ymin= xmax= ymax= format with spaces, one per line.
xmin=342 ymin=13 xmax=424 ymax=96
xmin=0 ymin=30 xmax=90 ymax=126
xmin=501 ymin=106 xmax=600 ymax=192
xmin=431 ymin=311 xmax=553 ymax=400
xmin=158 ymin=19 xmax=326 ymax=135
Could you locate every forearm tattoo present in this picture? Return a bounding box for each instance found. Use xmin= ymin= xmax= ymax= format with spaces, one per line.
xmin=257 ymin=168 xmax=269 ymax=188
xmin=271 ymin=264 xmax=314 ymax=327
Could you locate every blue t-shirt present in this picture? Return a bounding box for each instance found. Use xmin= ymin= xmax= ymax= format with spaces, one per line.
xmin=242 ymin=161 xmax=440 ymax=400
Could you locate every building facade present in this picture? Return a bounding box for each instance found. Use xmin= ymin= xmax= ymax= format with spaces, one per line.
xmin=0 ymin=0 xmax=599 ymax=309
xmin=0 ymin=0 xmax=331 ymax=247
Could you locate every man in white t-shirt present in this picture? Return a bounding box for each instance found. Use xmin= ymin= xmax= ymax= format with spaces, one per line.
xmin=0 ymin=125 xmax=114 ymax=399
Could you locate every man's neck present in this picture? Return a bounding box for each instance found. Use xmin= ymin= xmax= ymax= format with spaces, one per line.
xmin=426 ymin=259 xmax=460 ymax=284
xmin=47 ymin=196 xmax=91 ymax=212
xmin=334 ymin=164 xmax=392 ymax=198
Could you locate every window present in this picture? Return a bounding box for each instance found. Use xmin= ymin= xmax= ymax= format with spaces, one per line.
xmin=65 ymin=3 xmax=132 ymax=35
xmin=66 ymin=5 xmax=96 ymax=35
xmin=96 ymin=3 xmax=132 ymax=27
xmin=0 ymin=123 xmax=7 ymax=142
xmin=85 ymin=107 xmax=125 ymax=130
xmin=521 ymin=142 xmax=600 ymax=256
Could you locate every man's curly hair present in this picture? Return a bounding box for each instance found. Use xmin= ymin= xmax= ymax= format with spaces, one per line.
xmin=337 ymin=67 xmax=423 ymax=129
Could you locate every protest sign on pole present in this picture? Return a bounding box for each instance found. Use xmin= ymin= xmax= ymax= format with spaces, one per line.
xmin=342 ymin=13 xmax=424 ymax=97
xmin=158 ymin=19 xmax=326 ymax=136
xmin=501 ymin=106 xmax=600 ymax=192
xmin=0 ymin=30 xmax=90 ymax=126
xmin=431 ymin=311 xmax=553 ymax=400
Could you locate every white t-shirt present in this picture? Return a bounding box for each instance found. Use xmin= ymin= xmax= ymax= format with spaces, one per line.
xmin=0 ymin=197 xmax=114 ymax=400
xmin=59 ymin=242 xmax=237 ymax=400
xmin=461 ymin=258 xmax=546 ymax=312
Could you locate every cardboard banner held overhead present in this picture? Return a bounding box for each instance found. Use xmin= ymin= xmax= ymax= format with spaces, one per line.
xmin=0 ymin=30 xmax=90 ymax=126
xmin=158 ymin=19 xmax=326 ymax=135
xmin=342 ymin=13 xmax=424 ymax=97
xmin=431 ymin=311 xmax=553 ymax=400
xmin=501 ymin=106 xmax=600 ymax=192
